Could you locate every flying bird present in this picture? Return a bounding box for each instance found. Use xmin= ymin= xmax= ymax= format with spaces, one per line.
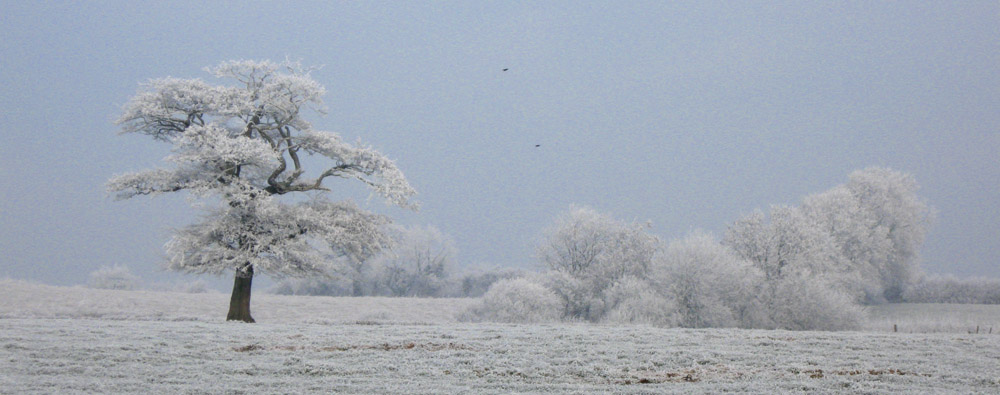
xmin=502 ymin=68 xmax=509 ymax=72
xmin=535 ymin=144 xmax=541 ymax=147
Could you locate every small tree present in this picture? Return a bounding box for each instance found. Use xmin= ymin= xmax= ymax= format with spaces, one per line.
xmin=600 ymin=275 xmax=675 ymax=325
xmin=370 ymin=225 xmax=456 ymax=297
xmin=460 ymin=277 xmax=562 ymax=323
xmin=537 ymin=206 xmax=660 ymax=321
xmin=653 ymin=231 xmax=759 ymax=328
xmin=108 ymin=60 xmax=415 ymax=322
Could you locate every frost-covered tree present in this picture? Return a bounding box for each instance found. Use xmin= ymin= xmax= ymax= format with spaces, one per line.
xmin=802 ymin=186 xmax=889 ymax=302
xmin=844 ymin=167 xmax=931 ymax=301
xmin=723 ymin=206 xmax=864 ymax=329
xmin=108 ymin=60 xmax=415 ymax=322
xmin=370 ymin=225 xmax=456 ymax=297
xmin=653 ymin=231 xmax=760 ymax=328
xmin=537 ymin=206 xmax=660 ymax=321
xmin=802 ymin=167 xmax=932 ymax=302
xmin=723 ymin=206 xmax=847 ymax=283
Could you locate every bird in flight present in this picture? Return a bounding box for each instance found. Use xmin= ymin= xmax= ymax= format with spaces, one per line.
xmin=502 ymin=68 xmax=509 ymax=72
xmin=535 ymin=144 xmax=541 ymax=147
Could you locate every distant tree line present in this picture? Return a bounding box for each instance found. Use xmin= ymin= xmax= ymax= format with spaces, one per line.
xmin=901 ymin=274 xmax=1000 ymax=304
xmin=463 ymin=168 xmax=951 ymax=330
xmin=269 ymin=225 xmax=523 ymax=298
xmin=259 ymin=167 xmax=998 ymax=330
xmin=87 ymin=265 xmax=211 ymax=294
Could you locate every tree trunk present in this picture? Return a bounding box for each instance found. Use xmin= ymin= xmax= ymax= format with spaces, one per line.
xmin=227 ymin=265 xmax=255 ymax=323
xmin=352 ymin=279 xmax=364 ymax=297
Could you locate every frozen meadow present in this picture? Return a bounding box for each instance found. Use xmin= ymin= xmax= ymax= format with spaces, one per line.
xmin=2 ymin=279 xmax=999 ymax=393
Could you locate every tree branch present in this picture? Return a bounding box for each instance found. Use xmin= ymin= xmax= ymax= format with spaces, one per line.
xmin=283 ymin=126 xmax=305 ymax=185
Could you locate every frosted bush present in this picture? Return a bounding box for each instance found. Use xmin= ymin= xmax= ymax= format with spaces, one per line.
xmin=269 ymin=277 xmax=354 ymax=296
xmin=654 ymin=231 xmax=758 ymax=328
xmin=537 ymin=206 xmax=660 ymax=322
xmin=600 ymin=276 xmax=675 ymax=325
xmin=88 ymin=265 xmax=139 ymax=290
xmin=542 ymin=270 xmax=597 ymax=320
xmin=760 ymin=274 xmax=864 ymax=331
xmin=460 ymin=277 xmax=562 ymax=323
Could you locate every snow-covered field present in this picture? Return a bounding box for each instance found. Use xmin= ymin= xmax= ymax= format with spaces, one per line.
xmin=2 ymin=279 xmax=999 ymax=393
xmin=0 ymin=280 xmax=474 ymax=324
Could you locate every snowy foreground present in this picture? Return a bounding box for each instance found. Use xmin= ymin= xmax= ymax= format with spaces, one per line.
xmin=2 ymin=280 xmax=999 ymax=393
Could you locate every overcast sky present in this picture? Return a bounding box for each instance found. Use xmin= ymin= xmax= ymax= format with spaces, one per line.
xmin=1 ymin=1 xmax=997 ymax=288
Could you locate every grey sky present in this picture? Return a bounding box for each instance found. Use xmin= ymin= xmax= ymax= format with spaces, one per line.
xmin=1 ymin=1 xmax=997 ymax=287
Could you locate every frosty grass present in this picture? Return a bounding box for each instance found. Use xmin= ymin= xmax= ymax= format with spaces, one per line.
xmin=2 ymin=280 xmax=999 ymax=393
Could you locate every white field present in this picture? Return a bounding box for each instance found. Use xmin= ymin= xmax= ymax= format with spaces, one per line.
xmin=2 ymin=279 xmax=1000 ymax=394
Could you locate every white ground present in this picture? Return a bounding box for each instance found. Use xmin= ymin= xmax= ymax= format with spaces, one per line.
xmin=2 ymin=279 xmax=999 ymax=393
